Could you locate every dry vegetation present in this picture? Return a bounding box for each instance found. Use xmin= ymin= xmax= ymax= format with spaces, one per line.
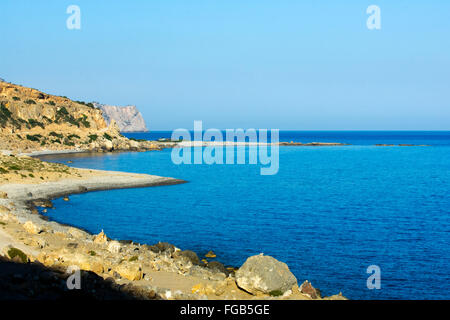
xmin=0 ymin=154 xmax=83 ymax=184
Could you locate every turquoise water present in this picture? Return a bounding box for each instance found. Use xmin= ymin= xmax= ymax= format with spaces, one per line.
xmin=39 ymin=132 xmax=450 ymax=299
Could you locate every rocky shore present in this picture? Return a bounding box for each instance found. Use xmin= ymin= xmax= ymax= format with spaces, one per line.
xmin=0 ymin=156 xmax=345 ymax=300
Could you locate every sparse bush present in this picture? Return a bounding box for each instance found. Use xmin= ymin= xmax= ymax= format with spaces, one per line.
xmin=67 ymin=134 xmax=80 ymax=140
xmin=26 ymin=134 xmax=41 ymax=142
xmin=42 ymin=116 xmax=53 ymax=123
xmin=103 ymin=133 xmax=113 ymax=141
xmin=12 ymin=96 xmax=20 ymax=101
xmin=88 ymin=134 xmax=98 ymax=142
xmin=28 ymin=118 xmax=45 ymax=129
xmin=0 ymin=102 xmax=12 ymax=127
xmin=8 ymin=248 xmax=28 ymax=263
xmin=269 ymin=290 xmax=283 ymax=297
xmin=49 ymin=132 xmax=64 ymax=139
xmin=78 ymin=114 xmax=90 ymax=128
xmin=24 ymin=99 xmax=36 ymax=105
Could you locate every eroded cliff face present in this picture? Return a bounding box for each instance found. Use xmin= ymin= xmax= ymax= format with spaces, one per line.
xmin=0 ymin=82 xmax=157 ymax=153
xmin=95 ymin=103 xmax=148 ymax=132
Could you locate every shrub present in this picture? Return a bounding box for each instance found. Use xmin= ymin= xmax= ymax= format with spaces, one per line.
xmin=28 ymin=118 xmax=45 ymax=129
xmin=129 ymin=256 xmax=138 ymax=262
xmin=269 ymin=290 xmax=283 ymax=297
xmin=7 ymin=248 xmax=28 ymax=263
xmin=88 ymin=250 xmax=96 ymax=256
xmin=8 ymin=165 xmax=21 ymax=170
xmin=24 ymin=99 xmax=36 ymax=105
xmin=12 ymin=96 xmax=20 ymax=101
xmin=103 ymin=133 xmax=112 ymax=141
xmin=88 ymin=134 xmax=98 ymax=142
xmin=56 ymin=106 xmax=69 ymax=116
xmin=42 ymin=116 xmax=53 ymax=123
xmin=46 ymin=101 xmax=56 ymax=106
xmin=0 ymin=103 xmax=12 ymax=126
xmin=67 ymin=134 xmax=80 ymax=140
xmin=26 ymin=134 xmax=41 ymax=142
xmin=0 ymin=167 xmax=8 ymax=174
xmin=49 ymin=132 xmax=64 ymax=139
xmin=78 ymin=114 xmax=90 ymax=128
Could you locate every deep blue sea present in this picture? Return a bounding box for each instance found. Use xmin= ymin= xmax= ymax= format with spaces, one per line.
xmin=38 ymin=131 xmax=450 ymax=300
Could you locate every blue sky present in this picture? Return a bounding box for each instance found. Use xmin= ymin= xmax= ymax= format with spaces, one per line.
xmin=1 ymin=0 xmax=449 ymax=130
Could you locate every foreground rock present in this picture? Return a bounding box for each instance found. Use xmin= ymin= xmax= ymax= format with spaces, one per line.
xmin=235 ymin=254 xmax=298 ymax=296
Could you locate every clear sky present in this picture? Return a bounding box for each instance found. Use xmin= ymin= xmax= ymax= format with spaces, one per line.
xmin=1 ymin=0 xmax=449 ymax=130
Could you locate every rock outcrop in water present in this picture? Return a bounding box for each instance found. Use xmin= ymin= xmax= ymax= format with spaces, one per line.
xmin=94 ymin=103 xmax=148 ymax=132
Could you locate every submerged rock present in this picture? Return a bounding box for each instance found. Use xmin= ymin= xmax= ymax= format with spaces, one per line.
xmin=33 ymin=199 xmax=53 ymax=208
xmin=235 ymin=254 xmax=297 ymax=295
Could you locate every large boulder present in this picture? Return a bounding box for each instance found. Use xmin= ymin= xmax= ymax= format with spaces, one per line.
xmin=23 ymin=220 xmax=42 ymax=234
xmin=173 ymin=250 xmax=200 ymax=265
xmin=235 ymin=254 xmax=297 ymax=295
xmin=114 ymin=262 xmax=143 ymax=281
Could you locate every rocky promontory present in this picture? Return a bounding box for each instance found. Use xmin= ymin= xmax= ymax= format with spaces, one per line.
xmin=0 ymin=81 xmax=156 ymax=154
xmin=94 ymin=103 xmax=148 ymax=133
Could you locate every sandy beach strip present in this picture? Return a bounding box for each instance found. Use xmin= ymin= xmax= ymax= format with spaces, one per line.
xmin=1 ymin=168 xmax=186 ymax=202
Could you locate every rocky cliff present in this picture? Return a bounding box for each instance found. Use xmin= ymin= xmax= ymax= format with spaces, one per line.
xmin=0 ymin=82 xmax=157 ymax=153
xmin=94 ymin=103 xmax=148 ymax=132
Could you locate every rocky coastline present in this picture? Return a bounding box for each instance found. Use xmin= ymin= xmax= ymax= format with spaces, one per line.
xmin=0 ymin=155 xmax=346 ymax=300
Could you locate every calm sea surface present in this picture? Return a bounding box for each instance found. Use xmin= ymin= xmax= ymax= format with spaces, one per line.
xmin=39 ymin=131 xmax=450 ymax=299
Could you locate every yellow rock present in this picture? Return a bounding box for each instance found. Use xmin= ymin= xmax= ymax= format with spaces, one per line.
xmin=23 ymin=220 xmax=41 ymax=234
xmin=114 ymin=262 xmax=143 ymax=281
xmin=191 ymin=283 xmax=203 ymax=294
xmin=191 ymin=283 xmax=215 ymax=295
xmin=93 ymin=230 xmax=107 ymax=244
xmin=205 ymin=250 xmax=216 ymax=258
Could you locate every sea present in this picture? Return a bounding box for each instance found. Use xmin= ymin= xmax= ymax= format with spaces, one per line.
xmin=38 ymin=131 xmax=450 ymax=300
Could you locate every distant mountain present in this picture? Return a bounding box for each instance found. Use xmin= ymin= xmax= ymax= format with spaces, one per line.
xmin=94 ymin=103 xmax=148 ymax=132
